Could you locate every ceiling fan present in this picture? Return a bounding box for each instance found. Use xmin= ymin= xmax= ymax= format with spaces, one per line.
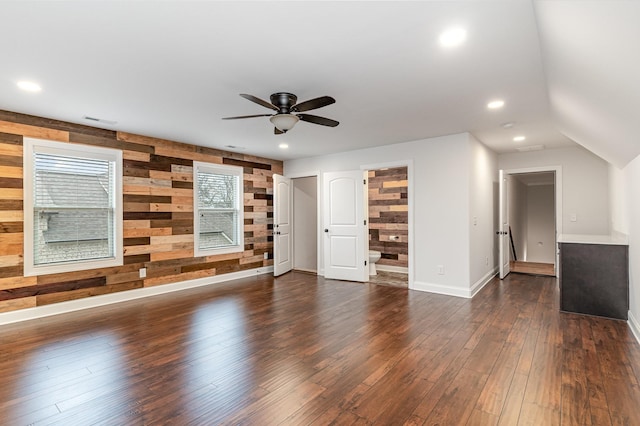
xmin=222 ymin=92 xmax=339 ymax=134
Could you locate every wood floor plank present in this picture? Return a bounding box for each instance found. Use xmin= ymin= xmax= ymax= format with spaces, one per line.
xmin=0 ymin=272 xmax=638 ymax=424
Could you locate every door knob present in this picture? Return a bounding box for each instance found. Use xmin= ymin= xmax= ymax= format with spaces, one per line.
xmin=324 ymin=229 xmax=329 ymax=233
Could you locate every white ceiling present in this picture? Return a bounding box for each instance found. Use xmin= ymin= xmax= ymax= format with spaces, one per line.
xmin=0 ymin=1 xmax=637 ymax=164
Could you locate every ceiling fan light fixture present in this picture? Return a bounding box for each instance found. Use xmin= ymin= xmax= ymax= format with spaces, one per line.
xmin=270 ymin=114 xmax=299 ymax=131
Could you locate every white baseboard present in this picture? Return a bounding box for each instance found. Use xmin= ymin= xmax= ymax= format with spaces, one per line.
xmin=470 ymin=267 xmax=499 ymax=298
xmin=376 ymin=265 xmax=409 ymax=274
xmin=293 ymin=267 xmax=317 ymax=274
xmin=410 ymin=267 xmax=498 ymax=299
xmin=410 ymin=280 xmax=471 ymax=298
xmin=0 ymin=266 xmax=274 ymax=326
xmin=629 ymin=310 xmax=640 ymax=345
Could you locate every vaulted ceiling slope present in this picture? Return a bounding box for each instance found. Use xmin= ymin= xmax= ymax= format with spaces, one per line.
xmin=535 ymin=0 xmax=640 ymax=168
xmin=0 ymin=1 xmax=637 ymax=164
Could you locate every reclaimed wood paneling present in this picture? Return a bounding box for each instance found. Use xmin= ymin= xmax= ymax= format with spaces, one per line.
xmin=368 ymin=167 xmax=408 ymax=268
xmin=0 ymin=109 xmax=280 ymax=313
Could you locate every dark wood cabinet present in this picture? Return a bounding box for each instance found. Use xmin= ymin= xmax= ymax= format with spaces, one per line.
xmin=559 ymin=242 xmax=629 ymax=320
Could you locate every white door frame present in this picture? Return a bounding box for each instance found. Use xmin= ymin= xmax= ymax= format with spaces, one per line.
xmin=502 ymin=166 xmax=563 ymax=275
xmin=361 ymin=159 xmax=414 ymax=289
xmin=283 ymin=171 xmax=321 ymax=275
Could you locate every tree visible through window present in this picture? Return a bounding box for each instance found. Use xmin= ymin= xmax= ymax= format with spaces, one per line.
xmin=194 ymin=162 xmax=244 ymax=255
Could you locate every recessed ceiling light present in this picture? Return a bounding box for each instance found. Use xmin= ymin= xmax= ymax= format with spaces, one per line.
xmin=439 ymin=27 xmax=467 ymax=48
xmin=17 ymin=80 xmax=42 ymax=92
xmin=279 ymin=143 xmax=289 ymax=149
xmin=513 ymin=136 xmax=526 ymax=142
xmin=487 ymin=100 xmax=505 ymax=109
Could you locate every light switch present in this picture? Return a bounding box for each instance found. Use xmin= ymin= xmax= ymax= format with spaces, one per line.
xmin=570 ymin=213 xmax=577 ymax=222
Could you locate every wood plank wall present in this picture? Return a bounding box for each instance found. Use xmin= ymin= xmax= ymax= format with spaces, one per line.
xmin=368 ymin=167 xmax=408 ymax=268
xmin=0 ymin=110 xmax=281 ymax=313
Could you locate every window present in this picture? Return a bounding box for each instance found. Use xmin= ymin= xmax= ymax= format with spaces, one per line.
xmin=193 ymin=161 xmax=244 ymax=256
xmin=23 ymin=138 xmax=123 ymax=276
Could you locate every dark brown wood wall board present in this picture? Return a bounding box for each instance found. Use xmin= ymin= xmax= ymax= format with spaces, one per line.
xmin=0 ymin=131 xmax=23 ymax=145
xmin=0 ymin=178 xmax=23 ymax=188
xmin=0 ymin=200 xmax=23 ymax=210
xmin=369 ymin=199 xmax=409 ymax=206
xmin=0 ymin=110 xmax=117 ymax=139
xmin=0 ymin=222 xmax=23 ymax=233
xmin=0 ymin=265 xmax=23 ymax=278
xmin=0 ymin=156 xmax=23 ymax=167
xmin=371 ymin=168 xmax=408 ymax=177
xmin=69 ymin=132 xmax=154 ymax=154
xmin=124 ymin=167 xmax=151 ymax=178
xmin=223 ymin=157 xmax=272 ymax=170
xmin=124 ymin=195 xmax=172 ymax=204
xmin=0 ymin=276 xmax=107 ymax=301
xmin=171 ymin=181 xmax=193 ymax=189
xmin=124 ymin=254 xmax=151 ymax=265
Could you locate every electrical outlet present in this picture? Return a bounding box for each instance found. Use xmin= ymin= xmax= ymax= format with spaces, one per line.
xmin=437 ymin=265 xmax=444 ymax=275
xmin=263 ymin=252 xmax=269 ymax=260
xmin=570 ymin=213 xmax=577 ymax=222
xmin=485 ymin=256 xmax=489 ymax=266
xmin=139 ymin=268 xmax=146 ymax=278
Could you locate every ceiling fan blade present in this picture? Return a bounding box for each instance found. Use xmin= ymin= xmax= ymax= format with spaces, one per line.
xmin=292 ymin=96 xmax=335 ymax=112
xmin=274 ymin=127 xmax=284 ymax=135
xmin=297 ymin=114 xmax=339 ymax=127
xmin=239 ymin=94 xmax=278 ymax=111
xmin=222 ymin=114 xmax=273 ymax=120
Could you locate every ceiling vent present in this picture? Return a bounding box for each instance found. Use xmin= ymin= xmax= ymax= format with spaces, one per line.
xmin=83 ymin=116 xmax=117 ymax=125
xmin=516 ymin=144 xmax=545 ymax=152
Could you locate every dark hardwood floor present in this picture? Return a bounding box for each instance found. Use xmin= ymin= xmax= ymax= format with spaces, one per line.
xmin=1 ymin=272 xmax=639 ymax=425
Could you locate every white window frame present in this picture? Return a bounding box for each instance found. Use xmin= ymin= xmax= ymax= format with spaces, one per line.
xmin=193 ymin=161 xmax=245 ymax=257
xmin=23 ymin=137 xmax=123 ymax=276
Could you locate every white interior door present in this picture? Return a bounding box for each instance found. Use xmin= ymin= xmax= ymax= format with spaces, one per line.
xmin=499 ymin=169 xmax=511 ymax=279
xmin=273 ymin=174 xmax=292 ymax=276
xmin=322 ymin=170 xmax=368 ymax=282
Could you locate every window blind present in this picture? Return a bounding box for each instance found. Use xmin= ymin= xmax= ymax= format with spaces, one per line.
xmin=32 ymin=152 xmax=116 ymax=266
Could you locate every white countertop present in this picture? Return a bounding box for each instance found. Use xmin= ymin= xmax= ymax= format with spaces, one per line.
xmin=558 ymin=233 xmax=629 ymax=245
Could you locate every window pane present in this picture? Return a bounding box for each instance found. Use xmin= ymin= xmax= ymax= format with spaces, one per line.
xmin=197 ymin=173 xmax=238 ymax=209
xmin=193 ymin=163 xmax=243 ymax=255
xmin=32 ymin=151 xmax=115 ymax=266
xmin=198 ymin=210 xmax=238 ymax=249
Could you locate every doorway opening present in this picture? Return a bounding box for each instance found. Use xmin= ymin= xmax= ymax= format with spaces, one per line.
xmin=292 ymin=176 xmax=318 ymax=274
xmin=507 ymin=171 xmax=556 ymax=277
xmin=367 ymin=166 xmax=409 ymax=288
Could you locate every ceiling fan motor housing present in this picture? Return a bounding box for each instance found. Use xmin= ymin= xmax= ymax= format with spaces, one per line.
xmin=270 ymin=92 xmax=297 ymax=113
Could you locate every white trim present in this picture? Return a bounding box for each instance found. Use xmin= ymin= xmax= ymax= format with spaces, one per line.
xmin=23 ymin=137 xmax=123 ymax=276
xmin=411 ymin=280 xmax=472 ymax=298
xmin=284 ymin=170 xmax=322 ymax=276
xmin=292 ymin=267 xmax=317 ymax=274
xmin=629 ymin=310 xmax=640 ymax=345
xmin=375 ymin=264 xmax=408 ymax=274
xmin=193 ymin=161 xmax=245 ymax=257
xmin=470 ymin=267 xmax=499 ymax=298
xmin=502 ymin=165 xmax=562 ymax=275
xmin=411 ymin=266 xmax=497 ymax=298
xmin=0 ymin=266 xmax=273 ymax=326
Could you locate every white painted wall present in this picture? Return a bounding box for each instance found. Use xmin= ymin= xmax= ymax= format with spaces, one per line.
xmin=526 ymin=184 xmax=555 ymax=263
xmin=508 ymin=176 xmax=528 ymax=261
xmin=609 ymin=159 xmax=639 ymax=340
xmin=285 ymin=133 xmax=480 ymax=297
xmin=499 ymin=146 xmax=609 ymax=235
xmin=292 ymin=176 xmax=318 ymax=272
xmin=468 ymin=135 xmax=499 ymax=292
